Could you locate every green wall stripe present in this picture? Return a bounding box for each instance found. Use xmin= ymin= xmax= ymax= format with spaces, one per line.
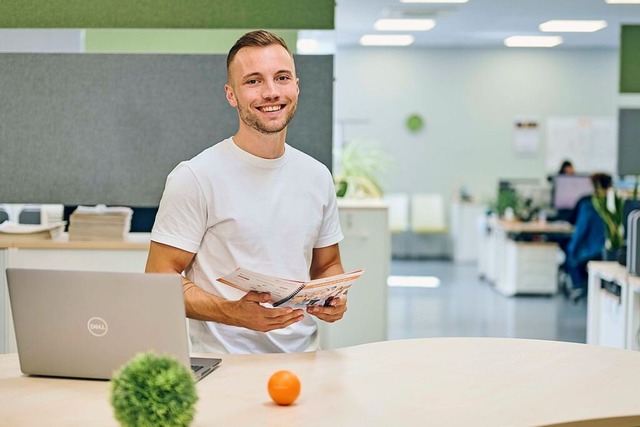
xmin=620 ymin=25 xmax=640 ymax=93
xmin=85 ymin=29 xmax=298 ymax=53
xmin=0 ymin=0 xmax=334 ymax=29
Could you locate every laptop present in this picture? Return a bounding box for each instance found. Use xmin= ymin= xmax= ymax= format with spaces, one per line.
xmin=6 ymin=268 xmax=221 ymax=381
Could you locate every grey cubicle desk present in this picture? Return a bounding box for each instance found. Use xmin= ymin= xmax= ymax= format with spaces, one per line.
xmin=2 ymin=338 xmax=640 ymax=426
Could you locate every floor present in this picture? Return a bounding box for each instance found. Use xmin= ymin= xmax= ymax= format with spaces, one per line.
xmin=387 ymin=260 xmax=588 ymax=343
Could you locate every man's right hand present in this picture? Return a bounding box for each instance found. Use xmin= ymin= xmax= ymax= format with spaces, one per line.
xmin=221 ymin=291 xmax=305 ymax=332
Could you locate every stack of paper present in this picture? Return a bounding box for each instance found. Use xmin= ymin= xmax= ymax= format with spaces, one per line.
xmin=0 ymin=221 xmax=66 ymax=243
xmin=68 ymin=205 xmax=133 ymax=241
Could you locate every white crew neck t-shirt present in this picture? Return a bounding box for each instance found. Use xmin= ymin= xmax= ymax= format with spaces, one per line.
xmin=151 ymin=138 xmax=343 ymax=353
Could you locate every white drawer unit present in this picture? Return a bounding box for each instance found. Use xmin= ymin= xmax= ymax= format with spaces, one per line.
xmin=318 ymin=201 xmax=390 ymax=350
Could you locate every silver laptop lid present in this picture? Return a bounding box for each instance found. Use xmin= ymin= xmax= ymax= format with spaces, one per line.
xmin=6 ymin=268 xmax=191 ymax=380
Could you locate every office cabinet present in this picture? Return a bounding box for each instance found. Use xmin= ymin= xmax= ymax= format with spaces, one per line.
xmin=318 ymin=201 xmax=390 ymax=349
xmin=587 ymin=262 xmax=629 ymax=349
xmin=625 ymin=275 xmax=640 ymax=350
xmin=480 ymin=219 xmax=570 ymax=296
xmin=498 ymin=242 xmax=558 ymax=296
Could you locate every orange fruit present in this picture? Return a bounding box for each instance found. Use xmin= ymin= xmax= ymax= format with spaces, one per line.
xmin=267 ymin=370 xmax=301 ymax=406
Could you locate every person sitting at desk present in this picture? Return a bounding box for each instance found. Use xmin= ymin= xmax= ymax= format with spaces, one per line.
xmin=547 ymin=159 xmax=576 ymax=186
xmin=558 ymin=160 xmax=575 ymax=175
xmin=564 ymin=173 xmax=611 ymax=300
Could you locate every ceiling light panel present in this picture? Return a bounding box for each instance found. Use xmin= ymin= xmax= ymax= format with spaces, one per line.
xmin=374 ymin=18 xmax=436 ymax=31
xmin=605 ymin=0 xmax=640 ymax=4
xmin=359 ymin=34 xmax=415 ymax=46
xmin=400 ymin=0 xmax=468 ymax=3
xmin=504 ymin=36 xmax=563 ymax=47
xmin=539 ymin=20 xmax=607 ymax=32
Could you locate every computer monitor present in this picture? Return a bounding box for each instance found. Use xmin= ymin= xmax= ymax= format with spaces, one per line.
xmin=552 ymin=175 xmax=594 ymax=210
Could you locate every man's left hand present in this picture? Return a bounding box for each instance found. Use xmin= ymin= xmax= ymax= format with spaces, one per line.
xmin=306 ymin=297 xmax=347 ymax=323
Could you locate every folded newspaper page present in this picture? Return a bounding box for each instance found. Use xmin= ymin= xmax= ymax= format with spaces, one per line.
xmin=217 ymin=268 xmax=365 ymax=307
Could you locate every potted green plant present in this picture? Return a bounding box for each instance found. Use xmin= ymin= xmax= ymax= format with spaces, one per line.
xmin=111 ymin=352 xmax=198 ymax=427
xmin=591 ymin=187 xmax=624 ymax=261
xmin=333 ymin=140 xmax=392 ymax=199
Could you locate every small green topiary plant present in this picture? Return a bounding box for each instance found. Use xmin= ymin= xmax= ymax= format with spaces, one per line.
xmin=111 ymin=352 xmax=198 ymax=427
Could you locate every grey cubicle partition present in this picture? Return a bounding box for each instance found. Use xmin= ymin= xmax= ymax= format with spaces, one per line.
xmin=618 ymin=108 xmax=640 ymax=176
xmin=0 ymin=53 xmax=333 ymax=206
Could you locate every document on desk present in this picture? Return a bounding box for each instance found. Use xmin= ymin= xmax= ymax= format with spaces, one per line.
xmin=0 ymin=221 xmax=66 ymax=241
xmin=217 ymin=268 xmax=364 ymax=307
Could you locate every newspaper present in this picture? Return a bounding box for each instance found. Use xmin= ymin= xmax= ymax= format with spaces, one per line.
xmin=217 ymin=268 xmax=365 ymax=307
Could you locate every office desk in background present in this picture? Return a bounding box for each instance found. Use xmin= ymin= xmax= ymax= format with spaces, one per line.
xmin=1 ymin=338 xmax=640 ymax=427
xmin=479 ymin=218 xmax=573 ymax=296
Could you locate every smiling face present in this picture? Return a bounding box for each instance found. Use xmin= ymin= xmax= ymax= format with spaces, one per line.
xmin=225 ymin=44 xmax=299 ymax=136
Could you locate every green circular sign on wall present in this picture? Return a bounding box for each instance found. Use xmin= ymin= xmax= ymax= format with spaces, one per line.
xmin=406 ymin=114 xmax=424 ymax=132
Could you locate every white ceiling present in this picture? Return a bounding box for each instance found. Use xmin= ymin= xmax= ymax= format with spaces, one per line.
xmin=302 ymin=0 xmax=640 ymax=50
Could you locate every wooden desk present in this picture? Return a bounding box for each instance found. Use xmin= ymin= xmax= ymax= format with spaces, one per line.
xmin=1 ymin=338 xmax=640 ymax=427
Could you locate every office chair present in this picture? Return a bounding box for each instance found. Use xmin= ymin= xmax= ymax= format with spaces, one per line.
xmin=410 ymin=193 xmax=447 ymax=234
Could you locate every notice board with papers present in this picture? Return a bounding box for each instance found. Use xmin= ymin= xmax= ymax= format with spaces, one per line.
xmin=546 ymin=116 xmax=617 ymax=175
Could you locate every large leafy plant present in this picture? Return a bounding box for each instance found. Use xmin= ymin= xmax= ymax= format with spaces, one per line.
xmin=592 ymin=188 xmax=624 ymax=250
xmin=334 ymin=140 xmax=392 ymax=199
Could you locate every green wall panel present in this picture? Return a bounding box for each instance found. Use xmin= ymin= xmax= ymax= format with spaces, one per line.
xmin=85 ymin=29 xmax=298 ymax=53
xmin=620 ymin=25 xmax=640 ymax=93
xmin=0 ymin=0 xmax=334 ymax=29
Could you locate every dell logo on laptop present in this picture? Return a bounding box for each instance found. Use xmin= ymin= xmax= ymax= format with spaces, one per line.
xmin=87 ymin=317 xmax=108 ymax=337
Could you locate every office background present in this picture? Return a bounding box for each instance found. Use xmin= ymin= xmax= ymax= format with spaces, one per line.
xmin=1 ymin=0 xmax=640 ymax=354
xmin=0 ymin=39 xmax=624 ymax=209
xmin=336 ymin=47 xmax=619 ymax=206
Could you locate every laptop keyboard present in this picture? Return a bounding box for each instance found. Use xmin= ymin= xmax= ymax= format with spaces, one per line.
xmin=191 ymin=364 xmax=204 ymax=373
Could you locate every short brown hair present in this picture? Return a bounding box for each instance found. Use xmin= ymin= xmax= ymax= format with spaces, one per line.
xmin=227 ymin=30 xmax=292 ymax=74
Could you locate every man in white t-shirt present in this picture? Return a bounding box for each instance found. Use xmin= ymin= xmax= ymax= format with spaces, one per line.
xmin=145 ymin=30 xmax=346 ymax=354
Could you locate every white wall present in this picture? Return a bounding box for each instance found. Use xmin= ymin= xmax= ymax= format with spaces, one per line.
xmin=335 ymin=47 xmax=618 ymax=209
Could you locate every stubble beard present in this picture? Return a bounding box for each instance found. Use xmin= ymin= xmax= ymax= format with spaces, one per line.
xmin=238 ymin=102 xmax=298 ymax=136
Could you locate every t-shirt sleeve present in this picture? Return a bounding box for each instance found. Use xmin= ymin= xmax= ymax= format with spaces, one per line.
xmin=314 ymin=169 xmax=344 ymax=249
xmin=150 ymin=163 xmax=207 ymax=253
